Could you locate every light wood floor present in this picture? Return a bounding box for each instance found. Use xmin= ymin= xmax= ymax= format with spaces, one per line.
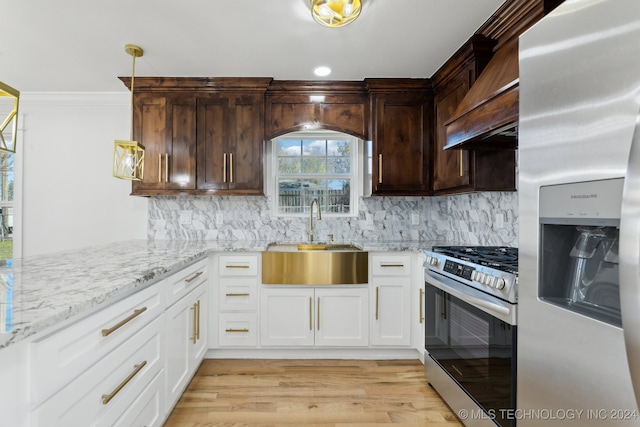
xmin=164 ymin=359 xmax=463 ymax=427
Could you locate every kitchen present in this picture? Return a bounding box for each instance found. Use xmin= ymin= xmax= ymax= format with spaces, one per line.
xmin=1 ymin=0 xmax=639 ymax=426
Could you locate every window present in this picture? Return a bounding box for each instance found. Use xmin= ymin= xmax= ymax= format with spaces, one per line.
xmin=270 ymin=131 xmax=360 ymax=217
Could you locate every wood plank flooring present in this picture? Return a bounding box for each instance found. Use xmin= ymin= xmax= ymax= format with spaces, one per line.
xmin=164 ymin=359 xmax=463 ymax=426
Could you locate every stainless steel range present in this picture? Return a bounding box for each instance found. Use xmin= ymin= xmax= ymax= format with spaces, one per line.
xmin=424 ymin=246 xmax=518 ymax=427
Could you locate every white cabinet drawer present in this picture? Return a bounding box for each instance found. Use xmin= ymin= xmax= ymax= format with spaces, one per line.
xmin=31 ymin=315 xmax=165 ymax=427
xmin=371 ymin=254 xmax=411 ymax=276
xmin=219 ymin=313 xmax=258 ymax=347
xmin=167 ymin=258 xmax=208 ymax=307
xmin=112 ymin=369 xmax=165 ymax=427
xmin=219 ymin=278 xmax=258 ymax=311
xmin=218 ymin=255 xmax=258 ymax=277
xmin=30 ymin=282 xmax=165 ymax=404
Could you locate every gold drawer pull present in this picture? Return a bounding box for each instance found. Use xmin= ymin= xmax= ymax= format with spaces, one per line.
xmin=375 ymin=287 xmax=379 ymax=320
xmin=102 ymin=307 xmax=147 ymax=337
xmin=380 ymin=263 xmax=405 ymax=268
xmin=191 ymin=302 xmax=198 ymax=344
xmin=157 ymin=155 xmax=162 ymax=183
xmin=378 ymin=154 xmax=383 ymax=184
xmin=101 ymin=360 xmax=147 ymax=404
xmin=225 ymin=264 xmax=250 ymax=269
xmin=226 ymin=293 xmax=250 ymax=297
xmin=164 ymin=153 xmax=169 ymax=183
xmin=223 ymin=153 xmax=227 ymax=183
xmin=230 ymin=152 xmax=234 ymax=183
xmin=225 ymin=328 xmax=249 ymax=333
xmin=419 ymin=289 xmax=425 ymax=324
xmin=185 ymin=271 xmax=204 ymax=283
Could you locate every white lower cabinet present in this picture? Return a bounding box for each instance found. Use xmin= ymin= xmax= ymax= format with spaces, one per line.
xmin=166 ymin=282 xmax=208 ymax=410
xmin=30 ymin=314 xmax=165 ymax=427
xmin=260 ymin=286 xmax=369 ymax=347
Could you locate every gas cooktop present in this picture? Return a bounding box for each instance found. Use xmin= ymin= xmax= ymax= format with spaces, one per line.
xmin=431 ymin=246 xmax=518 ymax=275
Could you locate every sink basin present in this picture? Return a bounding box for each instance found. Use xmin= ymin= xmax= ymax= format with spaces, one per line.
xmin=262 ymin=243 xmax=367 ymax=285
xmin=266 ymin=242 xmax=362 ymax=252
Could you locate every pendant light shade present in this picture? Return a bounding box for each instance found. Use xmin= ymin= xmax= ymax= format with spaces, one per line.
xmin=113 ymin=44 xmax=145 ymax=181
xmin=311 ymin=0 xmax=362 ymax=28
xmin=0 ymin=81 xmax=19 ymax=154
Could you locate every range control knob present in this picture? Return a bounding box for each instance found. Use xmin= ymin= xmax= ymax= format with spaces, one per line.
xmin=426 ymin=256 xmax=440 ymax=267
xmin=494 ymin=278 xmax=506 ymax=290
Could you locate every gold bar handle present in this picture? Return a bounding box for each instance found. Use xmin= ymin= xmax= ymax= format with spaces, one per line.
xmin=157 ymin=155 xmax=162 ymax=183
xmin=164 ymin=153 xmax=169 ymax=183
xmin=459 ymin=151 xmax=464 ymax=177
xmin=226 ymin=293 xmax=250 ymax=297
xmin=102 ymin=307 xmax=147 ymax=337
xmin=196 ymin=300 xmax=201 ymax=340
xmin=229 ymin=152 xmax=234 ymax=183
xmin=309 ymin=297 xmax=313 ymax=331
xmin=225 ymin=328 xmax=249 ymax=333
xmin=191 ymin=302 xmax=197 ymax=344
xmin=375 ymin=287 xmax=379 ymax=320
xmin=378 ymin=154 xmax=383 ymax=184
xmin=419 ymin=289 xmax=425 ymax=324
xmin=184 ymin=271 xmax=203 ymax=283
xmin=223 ymin=153 xmax=227 ymax=183
xmin=225 ymin=264 xmax=250 ymax=269
xmin=380 ymin=263 xmax=405 ymax=268
xmin=101 ymin=360 xmax=147 ymax=405
xmin=317 ymin=297 xmax=320 ymax=331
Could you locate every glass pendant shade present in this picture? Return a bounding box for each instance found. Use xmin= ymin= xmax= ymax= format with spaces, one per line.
xmin=0 ymin=81 xmax=19 ymax=154
xmin=113 ymin=140 xmax=145 ymax=180
xmin=311 ymin=0 xmax=362 ymax=27
xmin=113 ymin=44 xmax=145 ymax=181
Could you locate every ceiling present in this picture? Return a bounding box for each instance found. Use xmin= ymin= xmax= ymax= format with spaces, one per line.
xmin=2 ymin=0 xmax=505 ymax=93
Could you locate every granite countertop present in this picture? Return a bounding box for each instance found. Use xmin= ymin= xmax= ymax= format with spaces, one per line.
xmin=0 ymin=239 xmax=436 ymax=350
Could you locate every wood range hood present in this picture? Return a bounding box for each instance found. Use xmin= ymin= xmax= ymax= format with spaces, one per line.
xmin=444 ymin=38 xmax=519 ymax=150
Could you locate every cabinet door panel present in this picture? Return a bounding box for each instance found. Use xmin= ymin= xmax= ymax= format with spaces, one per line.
xmin=132 ymin=94 xmax=167 ymax=192
xmin=229 ymin=97 xmax=263 ymax=192
xmin=315 ymin=287 xmax=369 ymax=347
xmin=197 ymin=97 xmax=229 ymax=190
xmin=167 ymin=97 xmax=197 ymax=190
xmin=372 ymin=277 xmax=411 ymax=346
xmin=260 ymin=288 xmax=314 ymax=346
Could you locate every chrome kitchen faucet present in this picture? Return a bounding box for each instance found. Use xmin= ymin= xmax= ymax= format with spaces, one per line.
xmin=308 ymin=198 xmax=321 ymax=242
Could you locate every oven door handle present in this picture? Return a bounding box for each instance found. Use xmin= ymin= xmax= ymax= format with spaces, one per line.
xmin=425 ymin=270 xmax=516 ymax=325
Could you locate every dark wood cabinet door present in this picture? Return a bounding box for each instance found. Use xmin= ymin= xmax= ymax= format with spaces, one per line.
xmin=132 ymin=93 xmax=167 ymax=193
xmin=196 ymin=96 xmax=229 ymax=191
xmin=372 ymin=95 xmax=431 ymax=195
xmin=228 ymin=94 xmax=264 ymax=193
xmin=166 ymin=95 xmax=197 ymax=191
xmin=433 ymin=69 xmax=472 ymax=191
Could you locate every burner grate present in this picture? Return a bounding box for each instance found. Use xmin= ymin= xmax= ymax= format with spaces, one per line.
xmin=432 ymin=246 xmax=518 ymax=274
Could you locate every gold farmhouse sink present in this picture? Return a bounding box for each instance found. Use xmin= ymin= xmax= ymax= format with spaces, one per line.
xmin=262 ymin=243 xmax=368 ymax=285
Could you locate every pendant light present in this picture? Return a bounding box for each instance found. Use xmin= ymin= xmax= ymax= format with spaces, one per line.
xmin=311 ymin=0 xmax=362 ymax=28
xmin=113 ymin=44 xmax=145 ymax=180
xmin=0 ymin=81 xmax=19 ymax=153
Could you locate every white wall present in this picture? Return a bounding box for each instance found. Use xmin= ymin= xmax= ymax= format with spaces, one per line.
xmin=19 ymin=93 xmax=147 ymax=257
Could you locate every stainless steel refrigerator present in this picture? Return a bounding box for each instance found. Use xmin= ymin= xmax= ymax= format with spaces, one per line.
xmin=518 ymin=0 xmax=640 ymax=425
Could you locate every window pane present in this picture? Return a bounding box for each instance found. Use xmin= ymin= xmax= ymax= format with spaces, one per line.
xmin=278 ymin=157 xmax=301 ymax=174
xmin=327 ymin=157 xmax=350 ymax=173
xmin=302 ymin=140 xmax=326 ymax=156
xmin=278 ymin=179 xmax=303 ymax=214
xmin=302 ymin=157 xmax=326 ymax=173
xmin=327 ymin=180 xmax=351 ymax=213
xmin=277 ymin=140 xmax=302 ymax=156
xmin=327 ymin=140 xmax=350 ymax=156
xmin=278 ymin=178 xmax=351 ymax=215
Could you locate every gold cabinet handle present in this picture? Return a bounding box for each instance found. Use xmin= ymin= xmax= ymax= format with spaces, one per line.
xmin=191 ymin=302 xmax=198 ymax=344
xmin=225 ymin=264 xmax=250 ymax=269
xmin=309 ymin=297 xmax=313 ymax=331
xmin=196 ymin=300 xmax=201 ymax=340
xmin=101 ymin=360 xmax=147 ymax=405
xmin=380 ymin=263 xmax=405 ymax=268
xmin=459 ymin=151 xmax=464 ymax=177
xmin=419 ymin=289 xmax=425 ymax=324
xmin=184 ymin=271 xmax=203 ymax=283
xmin=223 ymin=153 xmax=227 ymax=183
xmin=157 ymin=155 xmax=162 ymax=183
xmin=226 ymin=292 xmax=250 ymax=297
xmin=375 ymin=287 xmax=379 ymax=320
xmin=102 ymin=307 xmax=147 ymax=337
xmin=229 ymin=152 xmax=234 ymax=183
xmin=317 ymin=297 xmax=320 ymax=331
xmin=225 ymin=328 xmax=249 ymax=333
xmin=378 ymin=154 xmax=383 ymax=184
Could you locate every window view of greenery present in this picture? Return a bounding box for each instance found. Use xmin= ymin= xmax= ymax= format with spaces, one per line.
xmin=0 ymin=144 xmax=12 ymax=261
xmin=276 ymin=138 xmax=352 ymax=215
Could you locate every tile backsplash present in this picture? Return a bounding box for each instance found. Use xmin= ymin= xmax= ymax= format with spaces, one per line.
xmin=148 ymin=192 xmax=518 ymax=246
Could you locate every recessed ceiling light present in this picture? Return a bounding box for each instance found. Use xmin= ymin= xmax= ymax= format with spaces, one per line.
xmin=314 ymin=66 xmax=332 ymax=77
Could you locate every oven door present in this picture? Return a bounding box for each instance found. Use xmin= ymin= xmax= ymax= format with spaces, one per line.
xmin=425 ymin=271 xmax=517 ymax=427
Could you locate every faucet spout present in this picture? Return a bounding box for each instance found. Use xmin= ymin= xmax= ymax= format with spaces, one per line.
xmin=308 ymin=198 xmax=322 ymax=242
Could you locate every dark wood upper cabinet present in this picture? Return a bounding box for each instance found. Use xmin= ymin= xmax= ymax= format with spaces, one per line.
xmin=265 ymin=81 xmax=368 ymax=140
xmin=431 ymin=36 xmax=516 ymax=194
xmin=367 ymin=79 xmax=433 ymax=196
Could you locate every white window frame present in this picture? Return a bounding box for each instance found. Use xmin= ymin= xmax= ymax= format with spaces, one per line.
xmin=266 ymin=130 xmax=363 ymax=218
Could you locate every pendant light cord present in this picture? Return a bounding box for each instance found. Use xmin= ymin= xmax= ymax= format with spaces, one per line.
xmin=130 ymin=54 xmax=136 ymax=141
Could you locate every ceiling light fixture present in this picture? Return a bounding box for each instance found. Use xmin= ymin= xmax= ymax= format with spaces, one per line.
xmin=311 ymin=0 xmax=362 ymax=28
xmin=0 ymin=81 xmax=19 ymax=153
xmin=113 ymin=44 xmax=145 ymax=181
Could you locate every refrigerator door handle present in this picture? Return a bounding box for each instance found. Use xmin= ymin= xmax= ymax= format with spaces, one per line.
xmin=619 ymin=107 xmax=640 ymax=409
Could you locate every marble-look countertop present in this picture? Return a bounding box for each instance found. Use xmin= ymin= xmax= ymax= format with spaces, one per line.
xmin=0 ymin=239 xmax=438 ymax=350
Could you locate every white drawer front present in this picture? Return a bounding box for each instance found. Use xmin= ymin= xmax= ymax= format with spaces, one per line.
xmin=371 ymin=254 xmax=411 ymax=276
xmin=30 ymin=282 xmax=165 ymax=404
xmin=219 ymin=313 xmax=258 ymax=347
xmin=219 ymin=277 xmax=258 ymax=311
xmin=112 ymin=369 xmax=165 ymax=427
xmin=31 ymin=315 xmax=165 ymax=427
xmin=218 ymin=255 xmax=258 ymax=277
xmin=167 ymin=258 xmax=208 ymax=307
